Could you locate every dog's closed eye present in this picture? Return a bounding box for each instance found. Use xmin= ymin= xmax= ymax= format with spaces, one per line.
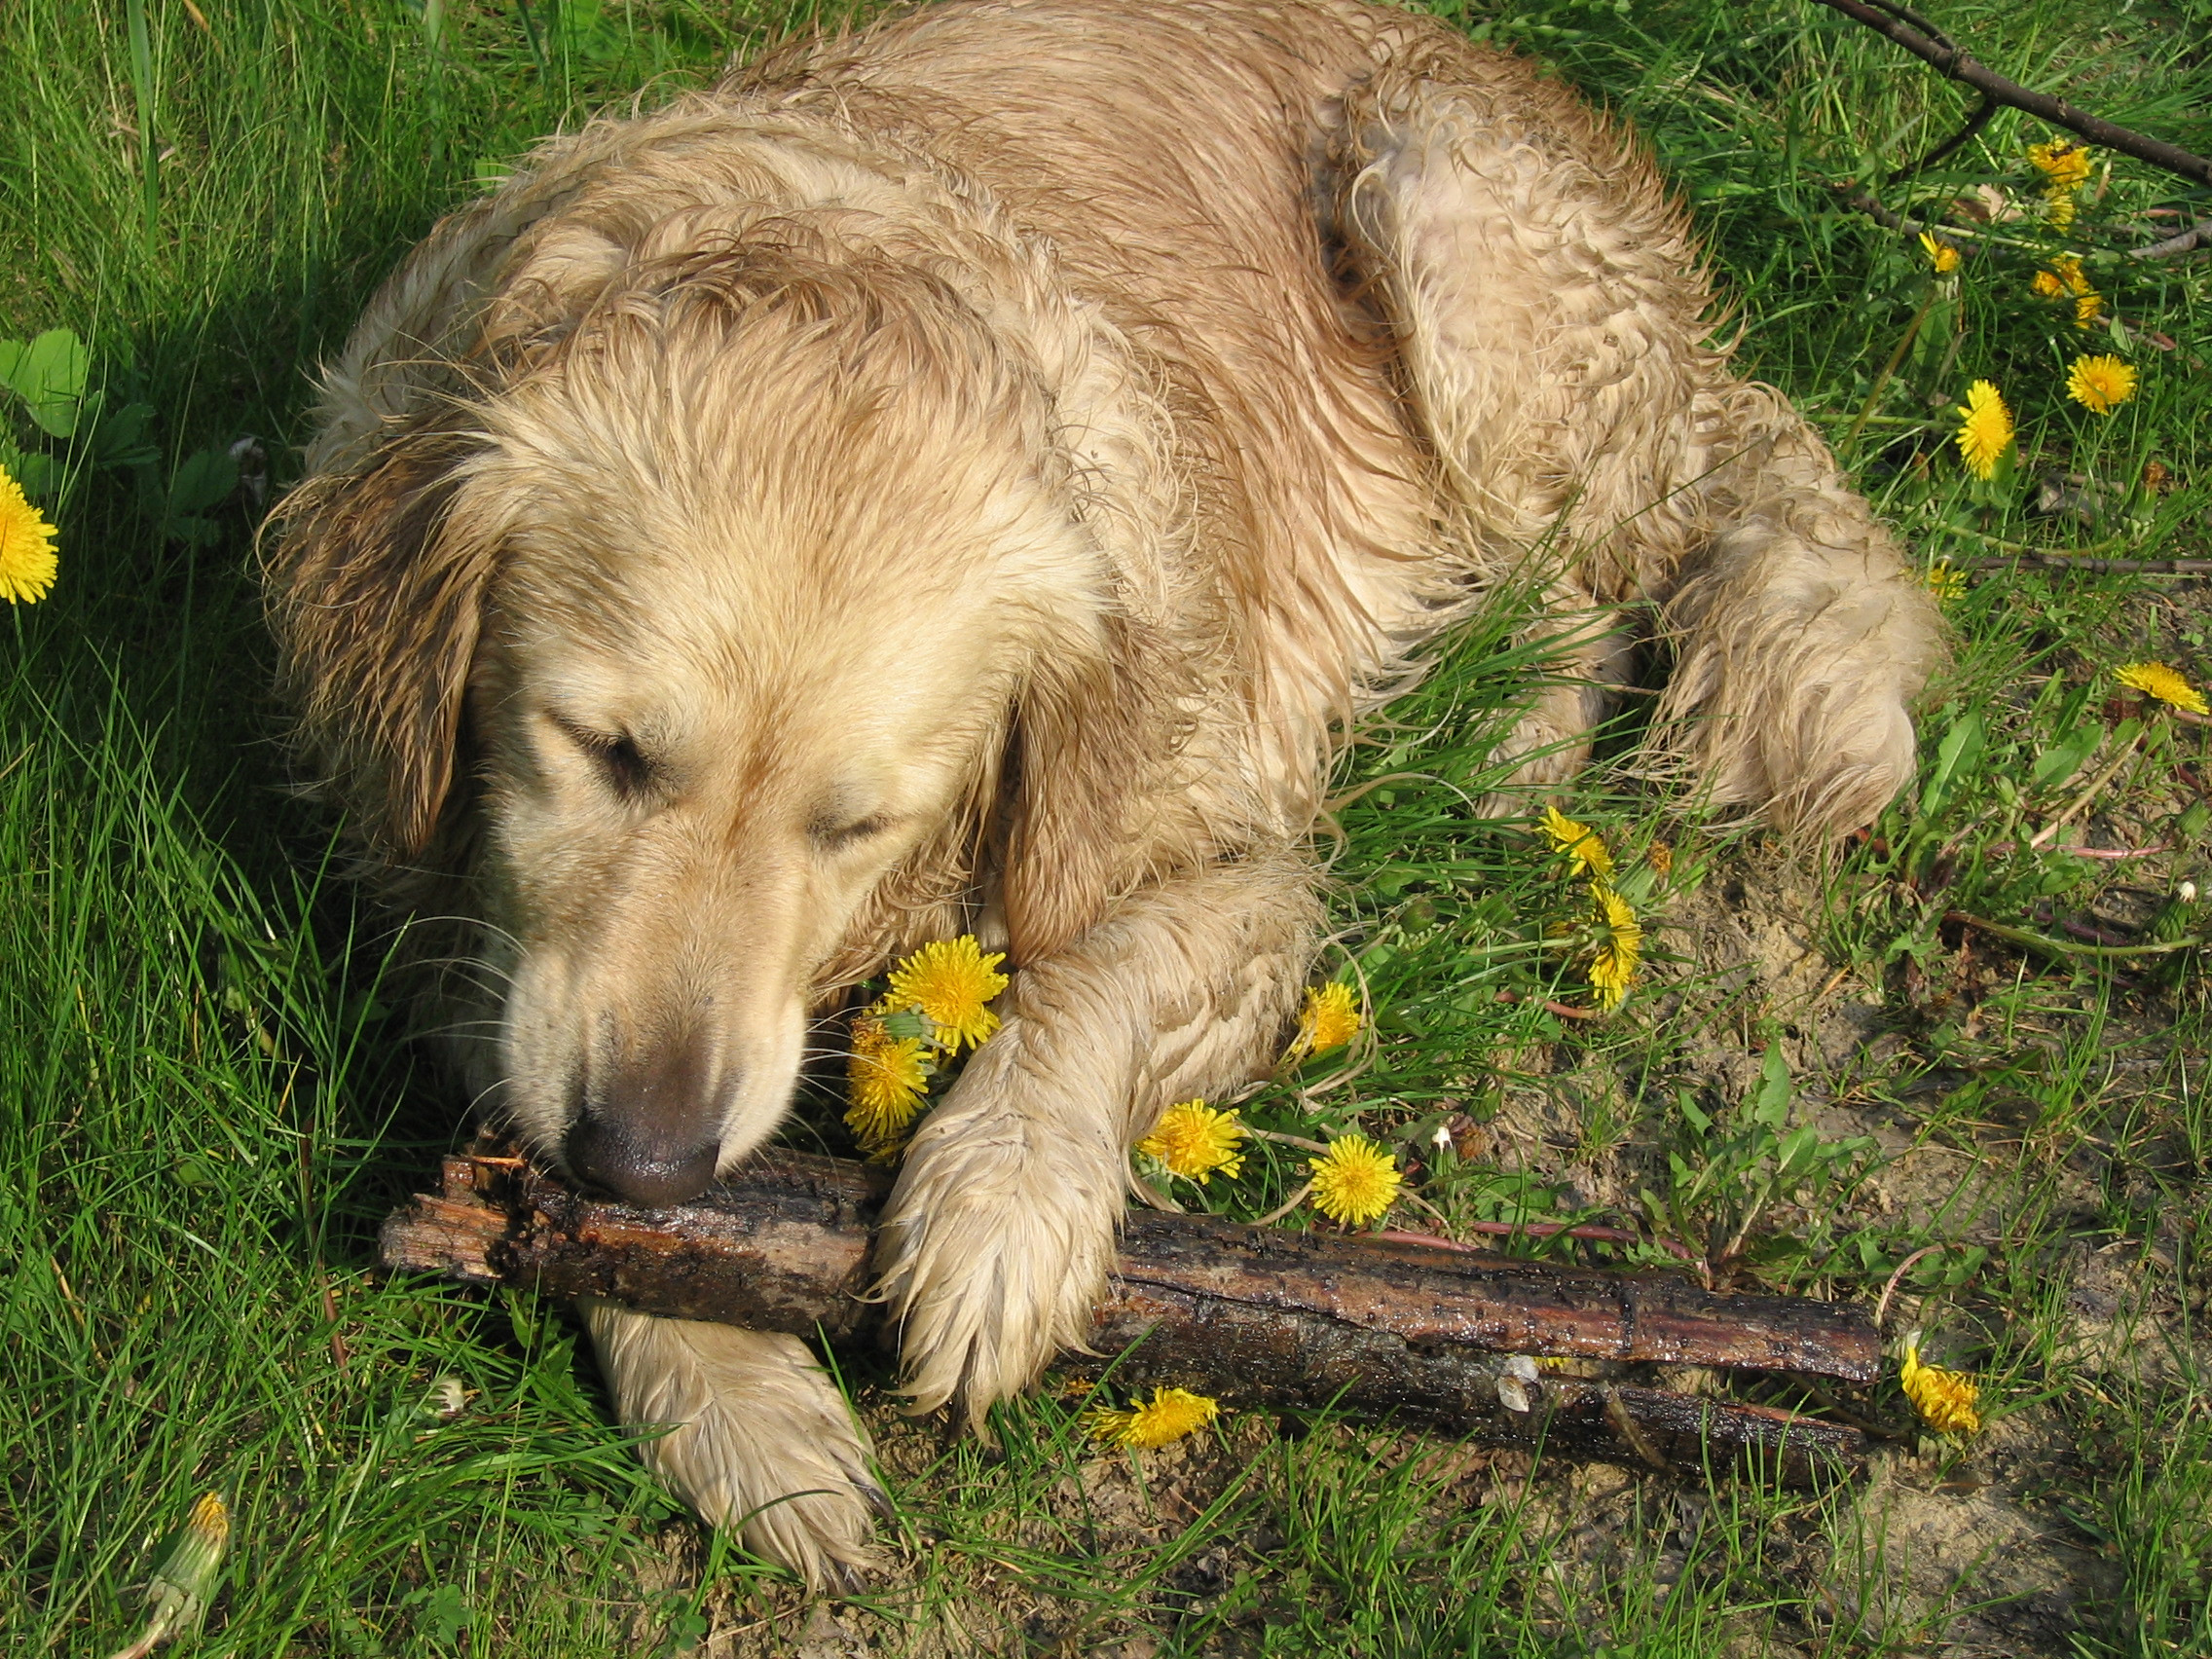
xmin=809 ymin=812 xmax=892 ymax=852
xmin=553 ymin=715 xmax=655 ymax=801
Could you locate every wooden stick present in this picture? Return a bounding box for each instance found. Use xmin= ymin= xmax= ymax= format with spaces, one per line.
xmin=383 ymin=1147 xmax=1877 ymax=1482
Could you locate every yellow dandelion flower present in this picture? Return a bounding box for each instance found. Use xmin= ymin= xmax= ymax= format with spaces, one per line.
xmin=1308 ymin=1133 xmax=1402 ymax=1227
xmin=883 ymin=936 xmax=1009 ymax=1052
xmin=2066 ymin=354 xmax=2137 ymax=416
xmin=845 ymin=1014 xmax=932 ymax=1147
xmin=2035 ymin=256 xmax=2102 ymax=323
xmin=1136 ymin=1098 xmax=1247 ymax=1185
xmin=1086 ymin=1385 xmax=1221 ymax=1448
xmin=0 ymin=465 xmax=59 ymax=605
xmin=1926 ymin=562 xmax=1967 ymax=603
xmin=2028 ymin=140 xmax=2093 ymax=192
xmin=1899 ymin=1335 xmax=1982 ymax=1435
xmin=1587 ymin=882 xmax=1642 ymax=1011
xmin=2029 ymin=142 xmax=2090 ymax=230
xmin=1953 ymin=381 xmax=2013 ymax=482
xmin=2115 ymin=661 xmax=2208 ymax=716
xmin=1288 ymin=980 xmax=1363 ymax=1061
xmin=1540 ymin=803 xmax=1614 ymax=879
xmin=1917 ymin=232 xmax=1960 ymax=275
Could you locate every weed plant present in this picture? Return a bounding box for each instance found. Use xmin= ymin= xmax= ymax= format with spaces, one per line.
xmin=2 ymin=0 xmax=2206 ymax=1654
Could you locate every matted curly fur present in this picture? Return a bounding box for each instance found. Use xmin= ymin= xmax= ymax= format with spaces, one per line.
xmin=270 ymin=0 xmax=1941 ymax=1587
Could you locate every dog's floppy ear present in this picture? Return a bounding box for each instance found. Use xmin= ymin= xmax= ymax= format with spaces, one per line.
xmin=266 ymin=421 xmax=495 ymax=867
xmin=1000 ymin=619 xmax=1186 ymax=966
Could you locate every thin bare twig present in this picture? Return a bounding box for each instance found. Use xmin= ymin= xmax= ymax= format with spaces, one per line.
xmin=1492 ymin=988 xmax=1602 ymax=1022
xmin=1887 ymin=92 xmax=1999 ymax=183
xmin=2127 ymin=222 xmax=2212 ymax=260
xmin=1876 ymin=1243 xmax=1946 ymax=1328
xmin=1811 ymin=0 xmax=2212 ymax=190
xmin=1949 ymin=554 xmax=2212 ymax=574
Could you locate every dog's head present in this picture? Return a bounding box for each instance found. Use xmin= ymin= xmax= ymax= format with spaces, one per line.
xmin=272 ymin=228 xmax=1172 ymax=1202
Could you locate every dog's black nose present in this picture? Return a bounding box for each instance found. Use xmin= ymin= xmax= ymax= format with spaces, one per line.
xmin=566 ymin=1041 xmax=725 ymax=1204
xmin=567 ymin=1116 xmax=720 ymax=1205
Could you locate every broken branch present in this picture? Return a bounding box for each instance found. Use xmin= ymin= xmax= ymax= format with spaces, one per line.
xmin=1810 ymin=0 xmax=2212 ymax=191
xmin=383 ymin=1147 xmax=1880 ymax=1483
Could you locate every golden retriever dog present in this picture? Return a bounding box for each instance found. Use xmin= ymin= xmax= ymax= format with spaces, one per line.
xmin=271 ymin=0 xmax=1941 ymax=1586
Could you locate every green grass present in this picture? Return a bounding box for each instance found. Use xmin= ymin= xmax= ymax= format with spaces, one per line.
xmin=3 ymin=0 xmax=2208 ymax=1653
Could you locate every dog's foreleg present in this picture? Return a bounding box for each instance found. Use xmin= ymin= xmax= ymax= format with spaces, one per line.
xmin=580 ymin=1299 xmax=885 ymax=1590
xmin=1337 ymin=54 xmax=1941 ymax=831
xmin=1649 ymin=385 xmax=1945 ymax=833
xmin=874 ymin=852 xmax=1321 ymax=1426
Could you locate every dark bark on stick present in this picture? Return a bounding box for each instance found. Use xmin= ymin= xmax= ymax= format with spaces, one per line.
xmin=382 ymin=1148 xmax=1875 ymax=1483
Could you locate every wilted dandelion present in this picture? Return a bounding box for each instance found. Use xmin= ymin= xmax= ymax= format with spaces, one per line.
xmin=2115 ymin=661 xmax=2207 ymax=716
xmin=1086 ymin=1385 xmax=1220 ymax=1448
xmin=1308 ymin=1133 xmax=1402 ymax=1227
xmin=1586 ymin=882 xmax=1642 ymax=1010
xmin=1899 ymin=1334 xmax=1982 ymax=1435
xmin=1953 ymin=381 xmax=2013 ymax=481
xmin=0 ymin=464 xmax=58 ymax=605
xmin=106 ymin=1492 xmax=228 ymax=1659
xmin=1136 ymin=1098 xmax=1247 ymax=1184
xmin=883 ymin=936 xmax=1009 ymax=1051
xmin=1540 ymin=803 xmax=1613 ymax=879
xmin=1288 ymin=980 xmax=1362 ymax=1060
xmin=2065 ymin=354 xmax=2137 ymax=415
xmin=1916 ymin=231 xmax=1959 ymax=274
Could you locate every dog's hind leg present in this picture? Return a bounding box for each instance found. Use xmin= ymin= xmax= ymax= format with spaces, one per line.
xmin=580 ymin=1300 xmax=885 ymax=1590
xmin=873 ymin=852 xmax=1322 ymax=1425
xmin=1334 ymin=40 xmax=1941 ymax=831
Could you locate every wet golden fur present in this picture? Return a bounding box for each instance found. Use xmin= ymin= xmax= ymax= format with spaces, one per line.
xmin=270 ymin=0 xmax=1942 ymax=1586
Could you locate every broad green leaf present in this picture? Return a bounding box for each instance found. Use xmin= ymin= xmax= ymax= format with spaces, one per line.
xmin=0 ymin=329 xmax=92 ymax=437
xmin=1919 ymin=709 xmax=1984 ymax=818
xmin=2030 ymin=719 xmax=2104 ymax=790
xmin=1751 ymin=1041 xmax=1791 ymax=1129
xmin=166 ymin=445 xmax=240 ymax=518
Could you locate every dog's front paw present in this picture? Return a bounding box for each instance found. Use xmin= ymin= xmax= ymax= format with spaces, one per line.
xmin=581 ymin=1300 xmax=885 ymax=1591
xmin=873 ymin=1050 xmax=1124 ymax=1425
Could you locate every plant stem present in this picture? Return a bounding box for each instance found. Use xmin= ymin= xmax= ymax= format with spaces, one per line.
xmin=1945 ymin=910 xmax=2204 ymax=959
xmin=1844 ymin=284 xmax=1937 ymax=457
